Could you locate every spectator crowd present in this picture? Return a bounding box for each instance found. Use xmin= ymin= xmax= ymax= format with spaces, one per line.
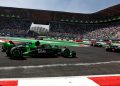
xmin=0 ymin=18 xmax=120 ymax=41
xmin=49 ymin=21 xmax=120 ymax=40
xmin=83 ymin=25 xmax=120 ymax=40
xmin=0 ymin=19 xmax=31 ymax=37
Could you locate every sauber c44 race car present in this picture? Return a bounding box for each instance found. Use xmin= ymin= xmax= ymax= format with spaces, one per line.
xmin=2 ymin=41 xmax=76 ymax=59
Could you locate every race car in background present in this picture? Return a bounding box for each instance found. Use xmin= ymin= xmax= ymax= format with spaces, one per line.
xmin=91 ymin=39 xmax=111 ymax=47
xmin=82 ymin=39 xmax=91 ymax=45
xmin=93 ymin=42 xmax=107 ymax=47
xmin=106 ymin=43 xmax=120 ymax=52
xmin=2 ymin=41 xmax=76 ymax=59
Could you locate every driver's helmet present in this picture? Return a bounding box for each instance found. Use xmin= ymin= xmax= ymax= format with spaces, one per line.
xmin=9 ymin=41 xmax=14 ymax=44
xmin=35 ymin=41 xmax=40 ymax=46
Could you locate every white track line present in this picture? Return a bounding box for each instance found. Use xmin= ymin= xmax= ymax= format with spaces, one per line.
xmin=0 ymin=61 xmax=120 ymax=70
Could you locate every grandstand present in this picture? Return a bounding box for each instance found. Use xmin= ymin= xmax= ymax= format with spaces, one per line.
xmin=0 ymin=4 xmax=120 ymax=39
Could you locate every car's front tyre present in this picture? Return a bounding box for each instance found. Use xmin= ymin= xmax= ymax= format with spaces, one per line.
xmin=61 ymin=48 xmax=70 ymax=58
xmin=71 ymin=51 xmax=76 ymax=58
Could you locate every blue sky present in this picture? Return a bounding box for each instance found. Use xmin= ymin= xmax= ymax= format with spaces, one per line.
xmin=0 ymin=0 xmax=120 ymax=13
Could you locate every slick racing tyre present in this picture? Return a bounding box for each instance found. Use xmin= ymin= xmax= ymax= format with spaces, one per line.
xmin=71 ymin=51 xmax=76 ymax=58
xmin=1 ymin=46 xmax=6 ymax=52
xmin=62 ymin=48 xmax=70 ymax=58
xmin=6 ymin=49 xmax=12 ymax=57
xmin=10 ymin=47 xmax=24 ymax=60
xmin=106 ymin=48 xmax=111 ymax=52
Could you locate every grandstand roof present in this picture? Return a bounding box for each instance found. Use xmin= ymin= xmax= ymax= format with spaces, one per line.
xmin=0 ymin=4 xmax=120 ymax=24
xmin=95 ymin=4 xmax=120 ymax=16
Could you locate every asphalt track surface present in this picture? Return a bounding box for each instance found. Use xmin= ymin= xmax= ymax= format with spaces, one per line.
xmin=0 ymin=45 xmax=120 ymax=78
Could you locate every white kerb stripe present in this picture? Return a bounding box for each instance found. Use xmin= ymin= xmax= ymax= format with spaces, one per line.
xmin=18 ymin=77 xmax=99 ymax=86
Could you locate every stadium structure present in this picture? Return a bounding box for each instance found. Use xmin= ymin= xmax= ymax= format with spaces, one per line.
xmin=0 ymin=4 xmax=120 ymax=86
xmin=0 ymin=4 xmax=120 ymax=39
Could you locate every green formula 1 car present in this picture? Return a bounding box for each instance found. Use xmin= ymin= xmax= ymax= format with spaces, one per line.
xmin=2 ymin=41 xmax=76 ymax=59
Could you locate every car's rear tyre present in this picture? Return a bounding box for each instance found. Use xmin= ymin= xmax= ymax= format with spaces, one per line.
xmin=99 ymin=45 xmax=102 ymax=47
xmin=106 ymin=48 xmax=112 ymax=52
xmin=106 ymin=48 xmax=109 ymax=51
xmin=11 ymin=48 xmax=25 ymax=60
xmin=2 ymin=46 xmax=6 ymax=52
xmin=6 ymin=49 xmax=12 ymax=57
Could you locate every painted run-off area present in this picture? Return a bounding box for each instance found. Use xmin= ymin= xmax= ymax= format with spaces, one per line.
xmin=0 ymin=37 xmax=82 ymax=47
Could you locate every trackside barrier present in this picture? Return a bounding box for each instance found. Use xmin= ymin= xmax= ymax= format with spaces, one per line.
xmin=0 ymin=39 xmax=10 ymax=43
xmin=0 ymin=40 xmax=19 ymax=44
xmin=57 ymin=39 xmax=83 ymax=43
xmin=0 ymin=40 xmax=4 ymax=43
xmin=0 ymin=39 xmax=90 ymax=47
xmin=69 ymin=40 xmax=74 ymax=42
xmin=0 ymin=38 xmax=81 ymax=43
xmin=0 ymin=75 xmax=120 ymax=86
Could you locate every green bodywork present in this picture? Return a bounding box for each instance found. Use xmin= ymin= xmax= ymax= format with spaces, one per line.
xmin=2 ymin=41 xmax=37 ymax=56
xmin=2 ymin=42 xmax=15 ymax=51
